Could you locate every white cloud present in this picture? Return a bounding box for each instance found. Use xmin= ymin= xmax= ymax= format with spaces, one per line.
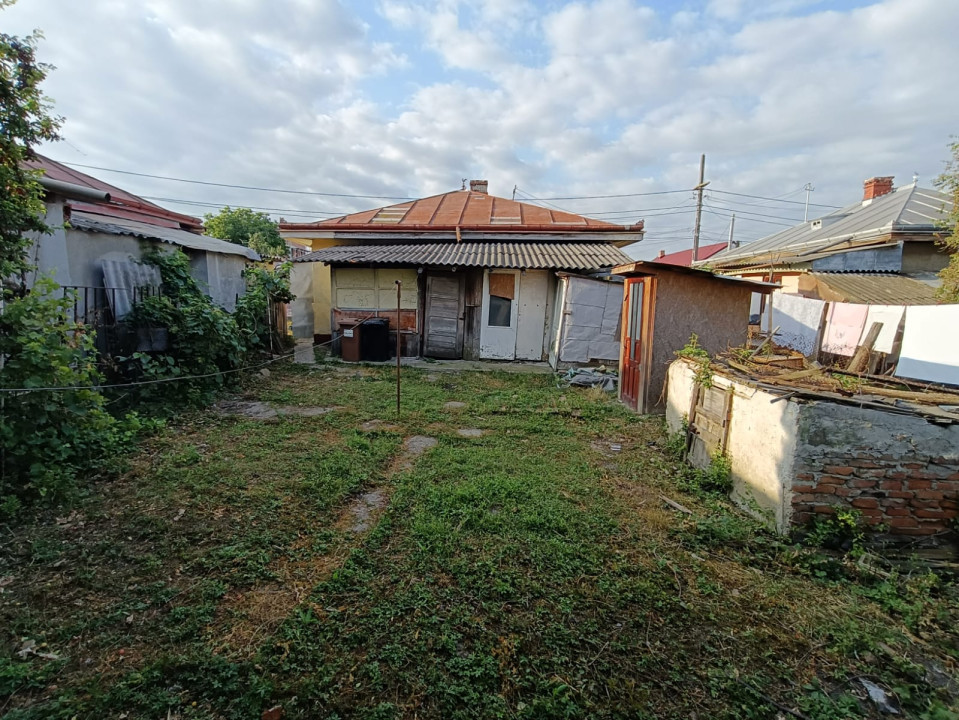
xmin=2 ymin=0 xmax=957 ymax=253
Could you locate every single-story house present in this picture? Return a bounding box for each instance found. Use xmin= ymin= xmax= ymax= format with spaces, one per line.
xmin=612 ymin=261 xmax=778 ymax=414
xmin=26 ymin=155 xmax=259 ymax=314
xmin=283 ymin=181 xmax=643 ymax=361
xmin=704 ymin=176 xmax=952 ymax=305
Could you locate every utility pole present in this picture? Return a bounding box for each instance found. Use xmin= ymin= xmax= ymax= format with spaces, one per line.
xmin=803 ymin=182 xmax=814 ymax=221
xmin=692 ymin=154 xmax=709 ymax=262
xmin=727 ymin=213 xmax=736 ymax=251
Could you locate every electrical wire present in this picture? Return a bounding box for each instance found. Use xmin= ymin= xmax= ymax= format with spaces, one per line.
xmin=708 ymin=188 xmax=841 ymax=209
xmin=702 ymin=199 xmax=803 ymax=223
xmin=516 ymin=187 xmax=694 ymax=200
xmin=702 ymin=208 xmax=794 ymax=227
xmin=139 ymin=196 xmax=345 ymax=218
xmin=61 ymin=162 xmax=416 ymax=201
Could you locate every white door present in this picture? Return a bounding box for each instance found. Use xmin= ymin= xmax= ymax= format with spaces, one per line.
xmin=515 ymin=270 xmax=550 ymax=360
xmin=480 ymin=269 xmax=519 ymax=359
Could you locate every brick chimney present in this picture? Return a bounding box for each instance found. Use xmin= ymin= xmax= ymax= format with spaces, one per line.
xmin=863 ymin=176 xmax=894 ymax=201
xmin=469 ymin=179 xmax=488 ymax=194
xmin=658 ymin=249 xmax=665 ymax=258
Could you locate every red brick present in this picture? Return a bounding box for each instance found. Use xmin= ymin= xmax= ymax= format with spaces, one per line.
xmin=879 ymin=497 xmax=906 ymax=508
xmin=861 ymin=469 xmax=888 ymax=478
xmin=885 ymin=472 xmax=908 ymax=481
xmin=910 ymin=499 xmax=940 ymax=509
xmin=792 ymin=484 xmax=816 ymax=494
xmin=941 ymin=499 xmax=959 ymax=510
xmin=903 ymin=463 xmax=925 ymax=470
xmin=915 ymin=509 xmax=951 ymax=519
xmin=825 ymin=466 xmax=855 ymax=476
xmin=858 ymin=507 xmax=884 ymax=517
xmin=907 ymin=480 xmax=932 ymax=490
xmin=849 ymin=479 xmax=877 ymax=489
xmin=792 ymin=494 xmax=817 ymax=504
xmin=814 ymin=505 xmax=835 ymax=515
xmin=850 ymin=460 xmax=881 ymax=469
xmin=888 ymin=491 xmax=913 ymax=499
xmin=887 ymin=516 xmax=919 ymax=528
xmin=833 ymin=487 xmax=855 ymax=498
xmin=916 ymin=490 xmax=945 ymax=501
xmin=937 ymin=480 xmax=959 ymax=494
xmin=879 ymin=480 xmax=903 ymax=491
xmin=818 ymin=475 xmax=847 ymax=485
xmin=794 ymin=473 xmax=814 ymax=483
xmin=851 ymin=498 xmax=879 ymax=509
xmin=948 ymin=472 xmax=959 ymax=481
xmin=884 ymin=508 xmax=912 ymax=517
xmin=812 ymin=485 xmax=836 ymax=495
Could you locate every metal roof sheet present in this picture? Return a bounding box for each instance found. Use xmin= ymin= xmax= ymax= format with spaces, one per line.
xmin=708 ymin=184 xmax=951 ymax=269
xmin=656 ymin=241 xmax=728 ymax=266
xmin=70 ymin=211 xmax=260 ymax=261
xmin=810 ymin=272 xmax=942 ymax=306
xmin=280 ymin=189 xmax=639 ymax=233
xmin=296 ymin=241 xmax=630 ymax=271
xmin=612 ymin=260 xmax=780 ymax=292
xmin=28 ymin=155 xmax=206 ymax=232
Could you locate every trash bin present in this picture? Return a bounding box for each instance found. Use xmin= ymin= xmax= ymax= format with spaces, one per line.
xmin=339 ymin=322 xmax=362 ymax=362
xmin=361 ymin=318 xmax=391 ymax=361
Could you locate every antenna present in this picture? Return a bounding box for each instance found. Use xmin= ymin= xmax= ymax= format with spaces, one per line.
xmin=803 ymin=182 xmax=815 ymax=221
xmin=512 ymin=184 xmax=517 ymax=201
xmin=912 ymin=171 xmax=919 ymax=184
xmin=461 ymin=178 xmax=467 ymax=190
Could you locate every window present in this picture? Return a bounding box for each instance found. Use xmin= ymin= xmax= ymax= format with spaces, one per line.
xmin=488 ymin=273 xmax=515 ymax=327
xmin=488 ymin=295 xmax=511 ymax=326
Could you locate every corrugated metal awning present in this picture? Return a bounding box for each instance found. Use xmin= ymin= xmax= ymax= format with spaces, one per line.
xmin=810 ymin=272 xmax=942 ymax=305
xmin=295 ymin=242 xmax=631 ymax=271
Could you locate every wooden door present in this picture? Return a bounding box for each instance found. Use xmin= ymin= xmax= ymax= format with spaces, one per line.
xmin=424 ymin=274 xmax=465 ymax=358
xmin=620 ymin=278 xmax=652 ymax=411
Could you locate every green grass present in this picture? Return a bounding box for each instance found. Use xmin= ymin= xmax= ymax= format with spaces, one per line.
xmin=1 ymin=363 xmax=957 ymax=719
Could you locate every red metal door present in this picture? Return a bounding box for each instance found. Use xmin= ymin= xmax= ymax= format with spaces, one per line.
xmin=620 ymin=278 xmax=647 ymax=411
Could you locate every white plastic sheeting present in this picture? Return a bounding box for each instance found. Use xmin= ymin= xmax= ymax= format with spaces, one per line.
xmin=771 ymin=293 xmax=824 ymax=356
xmin=821 ymin=302 xmax=869 ymax=356
xmin=859 ymin=305 xmax=905 ymax=355
xmin=896 ymin=305 xmax=959 ymax=386
xmin=556 ymin=276 xmax=622 ymax=364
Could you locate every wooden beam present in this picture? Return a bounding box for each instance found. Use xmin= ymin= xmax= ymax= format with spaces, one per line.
xmin=846 ymin=322 xmax=882 ymax=374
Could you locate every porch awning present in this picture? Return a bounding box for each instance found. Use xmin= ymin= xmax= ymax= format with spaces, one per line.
xmin=295 ymin=241 xmax=631 ymax=271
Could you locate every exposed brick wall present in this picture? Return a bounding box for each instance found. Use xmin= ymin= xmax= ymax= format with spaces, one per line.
xmin=791 ymin=452 xmax=959 ymax=535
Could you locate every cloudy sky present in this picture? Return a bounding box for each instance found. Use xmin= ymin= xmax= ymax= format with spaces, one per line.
xmin=5 ymin=0 xmax=958 ymax=257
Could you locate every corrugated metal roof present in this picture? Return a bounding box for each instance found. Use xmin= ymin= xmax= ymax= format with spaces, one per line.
xmin=296 ymin=241 xmax=630 ymax=270
xmin=70 ymin=211 xmax=260 ymax=261
xmin=28 ymin=155 xmax=206 ymax=232
xmin=708 ymin=184 xmax=951 ymax=269
xmin=811 ymin=272 xmax=942 ymax=305
xmin=612 ymin=260 xmax=780 ymax=292
xmin=280 ymin=189 xmax=638 ymax=233
xmin=656 ymin=241 xmax=728 ymax=266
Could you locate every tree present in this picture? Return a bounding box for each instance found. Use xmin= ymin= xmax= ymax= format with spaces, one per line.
xmin=203 ymin=206 xmax=286 ymax=258
xmin=0 ymin=0 xmax=63 ymax=294
xmin=934 ymin=140 xmax=959 ymax=302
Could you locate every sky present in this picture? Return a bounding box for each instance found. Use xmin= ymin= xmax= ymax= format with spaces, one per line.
xmin=5 ymin=0 xmax=958 ymax=259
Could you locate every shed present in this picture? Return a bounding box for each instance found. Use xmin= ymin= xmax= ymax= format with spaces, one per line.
xmin=611 ymin=261 xmax=778 ymax=413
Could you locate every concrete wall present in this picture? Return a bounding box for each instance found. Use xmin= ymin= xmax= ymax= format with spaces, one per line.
xmin=901 ymin=240 xmax=949 ymax=273
xmin=666 ymin=360 xmax=799 ymax=529
xmin=649 ymin=274 xmax=751 ymax=411
xmin=666 ymin=358 xmax=959 ymax=536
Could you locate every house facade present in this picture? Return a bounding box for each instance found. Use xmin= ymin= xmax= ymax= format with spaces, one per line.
xmin=284 ymin=181 xmax=643 ymax=361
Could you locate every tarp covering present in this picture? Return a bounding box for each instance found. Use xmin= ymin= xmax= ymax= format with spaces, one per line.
xmin=896 ymin=305 xmax=959 ymax=386
xmin=859 ymin=304 xmax=905 ymax=355
xmin=771 ymin=293 xmax=824 ymax=356
xmin=821 ymin=302 xmax=868 ymax=356
xmin=100 ymin=259 xmax=161 ymax=319
xmin=557 ymin=276 xmax=622 ymax=363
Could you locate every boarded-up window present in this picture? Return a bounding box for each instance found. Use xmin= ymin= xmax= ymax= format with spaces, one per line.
xmin=489 ymin=273 xmax=515 ymax=300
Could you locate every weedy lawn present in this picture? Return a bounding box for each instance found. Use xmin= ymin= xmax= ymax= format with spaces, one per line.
xmin=1 ymin=362 xmax=957 ymax=719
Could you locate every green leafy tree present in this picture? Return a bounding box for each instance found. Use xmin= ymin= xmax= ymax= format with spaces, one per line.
xmin=934 ymin=139 xmax=959 ymax=302
xmin=0 ymin=0 xmax=63 ymax=293
xmin=203 ymin=206 xmax=286 ymax=258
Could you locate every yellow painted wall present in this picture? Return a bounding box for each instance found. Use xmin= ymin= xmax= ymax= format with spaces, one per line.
xmin=334 ymin=267 xmax=418 ymax=310
xmin=283 ymin=236 xmax=343 ymax=336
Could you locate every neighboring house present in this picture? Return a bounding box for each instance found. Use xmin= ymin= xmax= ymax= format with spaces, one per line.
xmin=612 ymin=261 xmax=778 ymax=414
xmin=25 ymin=156 xmax=258 ymax=314
xmin=705 ymin=176 xmax=952 ymax=305
xmin=283 ymin=180 xmax=643 ymax=361
xmin=654 ymin=241 xmax=728 ymax=266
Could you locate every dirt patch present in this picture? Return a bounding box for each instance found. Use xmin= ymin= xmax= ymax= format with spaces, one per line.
xmin=341 ymin=489 xmax=388 ymax=534
xmin=456 ymin=428 xmax=486 ymax=438
xmin=215 ymin=400 xmax=338 ymax=420
xmin=590 ymin=439 xmax=624 ymax=456
xmin=392 ymin=435 xmax=438 ymax=473
xmin=360 ymin=419 xmax=402 ymax=432
xmin=443 ymin=401 xmax=466 ymax=410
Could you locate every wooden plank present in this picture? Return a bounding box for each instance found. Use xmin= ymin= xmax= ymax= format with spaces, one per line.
xmin=489 ymin=273 xmax=515 ymax=300
xmin=857 ymin=385 xmax=959 ymax=406
xmin=748 ymin=326 xmax=780 ymax=359
xmin=847 ymin=321 xmax=882 ymax=373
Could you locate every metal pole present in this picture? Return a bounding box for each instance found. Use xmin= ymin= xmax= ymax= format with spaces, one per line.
xmin=803 ymin=182 xmax=814 ymax=222
xmin=395 ymin=280 xmax=401 ymax=417
xmin=727 ymin=213 xmax=736 ymax=251
xmin=692 ymin=153 xmax=708 ymax=262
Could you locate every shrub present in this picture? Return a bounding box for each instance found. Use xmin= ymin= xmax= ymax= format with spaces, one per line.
xmin=0 ymin=278 xmax=143 ymax=513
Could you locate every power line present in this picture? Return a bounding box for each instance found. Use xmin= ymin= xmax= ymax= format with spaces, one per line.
xmin=61 ymin=162 xmax=416 ymax=201
xmin=703 ymin=199 xmax=803 ymax=223
xmin=702 ymin=208 xmax=793 ymax=227
xmin=516 ymin=187 xmax=694 ymax=201
xmin=709 ymin=188 xmax=841 ymax=209
xmin=140 ymin=196 xmax=345 ymax=217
